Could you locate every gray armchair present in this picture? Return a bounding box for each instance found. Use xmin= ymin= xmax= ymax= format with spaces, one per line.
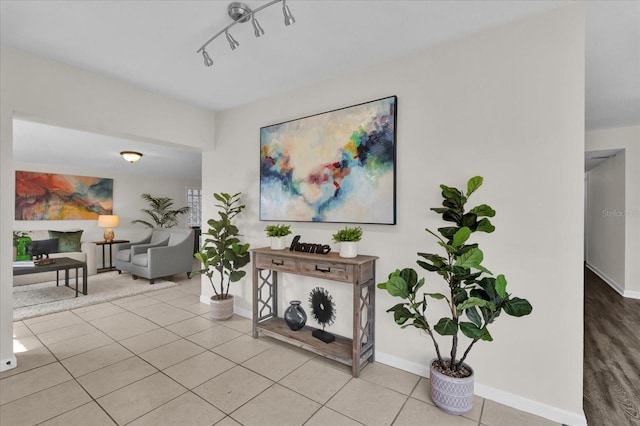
xmin=115 ymin=229 xmax=171 ymax=274
xmin=130 ymin=229 xmax=195 ymax=284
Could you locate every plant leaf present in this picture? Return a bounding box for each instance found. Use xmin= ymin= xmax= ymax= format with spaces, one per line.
xmin=426 ymin=292 xmax=447 ymax=300
xmin=481 ymin=327 xmax=493 ymax=341
xmin=476 ymin=218 xmax=495 ymax=233
xmin=452 ymin=227 xmax=471 ymax=248
xmin=385 ymin=274 xmax=410 ymax=299
xmin=503 ymin=297 xmax=533 ymax=317
xmin=456 ymin=296 xmax=489 ymax=312
xmin=469 ymin=204 xmax=496 ymax=217
xmin=466 ymin=306 xmax=483 ymax=327
xmin=495 ymin=274 xmax=507 ymax=298
xmin=454 ymin=248 xmax=492 ymax=274
xmin=434 ymin=317 xmax=458 ymax=336
xmin=466 ymin=176 xmax=483 ymax=196
xmin=460 ymin=321 xmax=484 ymax=339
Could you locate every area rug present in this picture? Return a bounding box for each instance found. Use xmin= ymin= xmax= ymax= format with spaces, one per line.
xmin=13 ymin=272 xmax=177 ymax=321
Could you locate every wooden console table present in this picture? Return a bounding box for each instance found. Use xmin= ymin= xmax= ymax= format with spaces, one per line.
xmin=251 ymin=247 xmax=378 ymax=377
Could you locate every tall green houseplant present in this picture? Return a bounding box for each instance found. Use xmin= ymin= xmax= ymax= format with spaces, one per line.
xmin=378 ymin=176 xmax=532 ymax=375
xmin=191 ymin=192 xmax=251 ymax=299
xmin=132 ymin=193 xmax=190 ymax=228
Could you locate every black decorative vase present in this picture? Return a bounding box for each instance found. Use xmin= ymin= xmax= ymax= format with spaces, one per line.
xmin=284 ymin=300 xmax=307 ymax=331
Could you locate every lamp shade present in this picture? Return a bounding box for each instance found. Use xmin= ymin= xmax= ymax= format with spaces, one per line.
xmin=98 ymin=215 xmax=119 ymax=242
xmin=97 ymin=215 xmax=119 ymax=228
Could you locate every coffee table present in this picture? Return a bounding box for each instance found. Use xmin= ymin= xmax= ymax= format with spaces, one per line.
xmin=13 ymin=257 xmax=88 ymax=296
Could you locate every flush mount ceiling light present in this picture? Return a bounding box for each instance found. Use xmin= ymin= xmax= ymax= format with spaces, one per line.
xmin=197 ymin=0 xmax=295 ymax=67
xmin=120 ymin=151 xmax=143 ymax=163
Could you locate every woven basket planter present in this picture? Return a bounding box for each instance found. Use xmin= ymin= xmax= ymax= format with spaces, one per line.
xmin=210 ymin=295 xmax=234 ymax=321
xmin=430 ymin=358 xmax=474 ymax=415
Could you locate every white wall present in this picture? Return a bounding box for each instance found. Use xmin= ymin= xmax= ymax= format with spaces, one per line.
xmin=0 ymin=46 xmax=214 ymax=374
xmin=204 ymin=6 xmax=586 ymax=424
xmin=585 ymin=152 xmax=626 ymax=292
xmin=586 ymin=126 xmax=640 ymax=298
xmin=13 ymin=160 xmax=199 ymax=268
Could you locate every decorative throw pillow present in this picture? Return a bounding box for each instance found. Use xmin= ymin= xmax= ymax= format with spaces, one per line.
xmin=48 ymin=230 xmax=83 ymax=252
xmin=28 ymin=238 xmax=59 ymax=258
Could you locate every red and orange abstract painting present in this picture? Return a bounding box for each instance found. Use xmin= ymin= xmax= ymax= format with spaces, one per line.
xmin=15 ymin=171 xmax=113 ymax=220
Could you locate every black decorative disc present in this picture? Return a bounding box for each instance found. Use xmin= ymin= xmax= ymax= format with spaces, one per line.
xmin=309 ymin=287 xmax=336 ymax=328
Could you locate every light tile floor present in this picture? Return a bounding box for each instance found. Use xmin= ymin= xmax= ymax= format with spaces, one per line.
xmin=1 ymin=275 xmax=560 ymax=426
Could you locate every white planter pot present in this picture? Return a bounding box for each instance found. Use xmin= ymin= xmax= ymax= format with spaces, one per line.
xmin=430 ymin=358 xmax=474 ymax=415
xmin=339 ymin=242 xmax=358 ymax=258
xmin=210 ymin=295 xmax=234 ymax=321
xmin=270 ymin=236 xmax=286 ymax=250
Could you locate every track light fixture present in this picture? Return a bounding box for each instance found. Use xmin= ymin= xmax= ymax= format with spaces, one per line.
xmin=196 ymin=0 xmax=295 ymax=67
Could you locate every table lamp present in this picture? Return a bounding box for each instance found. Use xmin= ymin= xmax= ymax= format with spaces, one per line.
xmin=97 ymin=215 xmax=119 ymax=242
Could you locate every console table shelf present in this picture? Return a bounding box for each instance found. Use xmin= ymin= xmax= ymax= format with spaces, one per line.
xmin=251 ymin=247 xmax=378 ymax=377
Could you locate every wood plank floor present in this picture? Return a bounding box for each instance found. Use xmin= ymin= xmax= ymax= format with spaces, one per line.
xmin=584 ymin=267 xmax=640 ymax=426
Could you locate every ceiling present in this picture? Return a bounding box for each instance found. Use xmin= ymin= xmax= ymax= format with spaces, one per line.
xmin=2 ymin=0 xmax=639 ymax=179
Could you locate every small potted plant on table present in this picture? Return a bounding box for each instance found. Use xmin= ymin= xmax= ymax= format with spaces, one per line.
xmin=377 ymin=176 xmax=532 ymax=415
xmin=264 ymin=224 xmax=292 ymax=250
xmin=191 ymin=192 xmax=251 ymax=320
xmin=332 ymin=226 xmax=363 ymax=258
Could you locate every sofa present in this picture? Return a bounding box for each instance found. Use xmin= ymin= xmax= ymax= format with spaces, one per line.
xmin=13 ymin=229 xmax=97 ymax=286
xmin=116 ymin=228 xmax=194 ymax=284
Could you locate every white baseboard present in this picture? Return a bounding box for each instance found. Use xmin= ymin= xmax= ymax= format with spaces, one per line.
xmin=375 ymin=351 xmax=587 ymax=426
xmin=625 ymin=290 xmax=640 ymax=299
xmin=585 ymin=263 xmax=637 ymax=298
xmin=1 ymin=355 xmax=17 ymax=373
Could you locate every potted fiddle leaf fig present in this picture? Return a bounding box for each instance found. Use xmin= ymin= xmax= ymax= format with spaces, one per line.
xmin=191 ymin=192 xmax=251 ymax=320
xmin=264 ymin=224 xmax=292 ymax=250
xmin=332 ymin=226 xmax=363 ymax=258
xmin=377 ymin=176 xmax=532 ymax=415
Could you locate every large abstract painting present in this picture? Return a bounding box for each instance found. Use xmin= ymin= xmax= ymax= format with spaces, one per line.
xmin=15 ymin=171 xmax=113 ymax=220
xmin=260 ymin=96 xmax=397 ymax=224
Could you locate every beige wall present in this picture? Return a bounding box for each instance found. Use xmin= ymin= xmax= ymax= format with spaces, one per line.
xmin=0 ymin=46 xmax=215 ymax=374
xmin=204 ymin=5 xmax=586 ymax=424
xmin=586 ymin=126 xmax=640 ymax=298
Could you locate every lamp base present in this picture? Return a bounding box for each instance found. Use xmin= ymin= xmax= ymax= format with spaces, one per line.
xmin=104 ymin=228 xmax=115 ymax=242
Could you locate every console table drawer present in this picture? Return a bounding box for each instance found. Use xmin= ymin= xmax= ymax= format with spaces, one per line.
xmin=299 ymin=260 xmax=353 ymax=283
xmin=255 ymin=254 xmax=297 ymax=272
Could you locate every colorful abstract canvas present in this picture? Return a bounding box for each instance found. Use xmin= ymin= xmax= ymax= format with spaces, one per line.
xmin=260 ymin=96 xmax=396 ymax=224
xmin=15 ymin=171 xmax=113 ymax=220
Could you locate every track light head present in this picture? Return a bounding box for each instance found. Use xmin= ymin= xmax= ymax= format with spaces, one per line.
xmin=202 ymin=50 xmax=213 ymax=67
xmin=252 ymin=15 xmax=264 ymax=37
xmin=225 ymin=30 xmax=240 ymax=50
xmin=283 ymin=0 xmax=295 ymax=26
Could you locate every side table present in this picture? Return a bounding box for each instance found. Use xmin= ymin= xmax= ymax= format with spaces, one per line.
xmin=94 ymin=240 xmax=129 ymax=273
